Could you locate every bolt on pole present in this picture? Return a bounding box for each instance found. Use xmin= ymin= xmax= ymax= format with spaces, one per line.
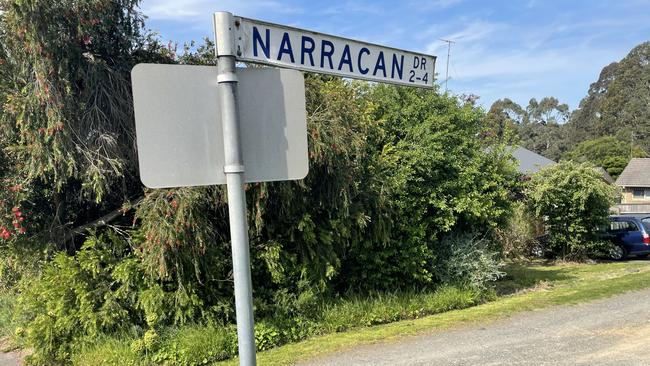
xmin=213 ymin=11 xmax=257 ymax=366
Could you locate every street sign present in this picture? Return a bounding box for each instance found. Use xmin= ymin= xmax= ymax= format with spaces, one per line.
xmin=234 ymin=16 xmax=436 ymax=88
xmin=131 ymin=64 xmax=308 ymax=188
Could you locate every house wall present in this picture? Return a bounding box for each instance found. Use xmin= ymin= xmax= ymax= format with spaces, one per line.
xmin=621 ymin=187 xmax=650 ymax=204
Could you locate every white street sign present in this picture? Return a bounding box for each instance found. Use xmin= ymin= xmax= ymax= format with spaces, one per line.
xmin=131 ymin=64 xmax=308 ymax=188
xmin=233 ymin=16 xmax=436 ymax=88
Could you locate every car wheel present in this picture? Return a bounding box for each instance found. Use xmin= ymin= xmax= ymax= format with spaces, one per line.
xmin=609 ymin=245 xmax=628 ymax=260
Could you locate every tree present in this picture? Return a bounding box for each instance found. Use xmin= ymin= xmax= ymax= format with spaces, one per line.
xmin=527 ymin=161 xmax=617 ymax=259
xmin=563 ymin=136 xmax=647 ymax=178
xmin=568 ymin=42 xmax=650 ymax=153
xmin=484 ymin=97 xmax=571 ymax=161
xmin=482 ymin=98 xmax=524 ymax=143
xmin=517 ymin=97 xmax=570 ymax=161
xmin=0 ymin=0 xmax=170 ymax=250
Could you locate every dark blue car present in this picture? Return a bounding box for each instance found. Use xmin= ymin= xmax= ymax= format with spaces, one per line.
xmin=605 ymin=216 xmax=650 ymax=259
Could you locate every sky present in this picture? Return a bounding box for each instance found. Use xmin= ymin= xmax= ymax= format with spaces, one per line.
xmin=139 ymin=0 xmax=650 ymax=110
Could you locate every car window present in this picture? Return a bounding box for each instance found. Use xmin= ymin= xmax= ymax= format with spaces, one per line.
xmin=642 ymin=218 xmax=650 ymax=231
xmin=609 ymin=220 xmax=640 ymax=232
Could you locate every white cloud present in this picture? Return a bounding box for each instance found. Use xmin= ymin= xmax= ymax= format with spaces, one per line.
xmin=425 ymin=20 xmax=507 ymax=55
xmin=420 ymin=15 xmax=642 ymax=109
xmin=140 ymin=0 xmax=302 ymax=21
xmin=320 ymin=1 xmax=383 ymax=16
xmin=406 ymin=0 xmax=465 ymax=11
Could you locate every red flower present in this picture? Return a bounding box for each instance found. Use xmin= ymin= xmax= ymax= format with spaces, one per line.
xmin=0 ymin=227 xmax=10 ymax=240
xmin=9 ymin=184 xmax=22 ymax=192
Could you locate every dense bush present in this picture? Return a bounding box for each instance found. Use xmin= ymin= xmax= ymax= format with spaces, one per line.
xmin=340 ymin=86 xmax=518 ymax=291
xmin=15 ymin=233 xmax=141 ymax=364
xmin=6 ymin=79 xmax=519 ymax=365
xmin=527 ymin=161 xmax=617 ymax=259
xmin=497 ymin=202 xmax=541 ymax=259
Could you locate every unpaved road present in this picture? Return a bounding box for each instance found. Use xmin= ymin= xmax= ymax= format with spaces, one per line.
xmin=300 ymin=288 xmax=650 ymax=366
xmin=0 ymin=344 xmax=21 ymax=366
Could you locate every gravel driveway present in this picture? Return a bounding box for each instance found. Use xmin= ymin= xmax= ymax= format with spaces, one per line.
xmin=299 ymin=288 xmax=650 ymax=366
xmin=0 ymin=349 xmax=21 ymax=366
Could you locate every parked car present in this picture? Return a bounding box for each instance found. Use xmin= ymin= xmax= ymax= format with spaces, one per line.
xmin=604 ymin=215 xmax=650 ymax=259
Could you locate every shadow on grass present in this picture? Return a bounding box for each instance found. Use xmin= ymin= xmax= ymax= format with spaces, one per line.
xmin=495 ymin=262 xmax=575 ymax=296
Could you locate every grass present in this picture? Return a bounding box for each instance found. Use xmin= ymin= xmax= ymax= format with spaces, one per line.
xmin=71 ymin=336 xmax=146 ymax=366
xmin=215 ymin=259 xmax=650 ymax=365
xmin=73 ymin=285 xmax=483 ymax=365
xmin=0 ymin=291 xmax=16 ymax=339
xmin=313 ymin=285 xmax=485 ymax=333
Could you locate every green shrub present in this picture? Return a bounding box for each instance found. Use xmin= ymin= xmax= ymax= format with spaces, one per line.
xmin=527 ymin=161 xmax=617 ymax=259
xmin=497 ymin=202 xmax=540 ymax=259
xmin=434 ymin=232 xmax=505 ymax=290
xmin=16 ymin=232 xmax=136 ymax=364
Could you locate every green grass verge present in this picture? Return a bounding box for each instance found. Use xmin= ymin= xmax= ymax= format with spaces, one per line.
xmin=72 ymin=285 xmax=482 ymax=365
xmin=0 ymin=291 xmax=16 ymax=338
xmin=216 ymin=260 xmax=650 ymax=365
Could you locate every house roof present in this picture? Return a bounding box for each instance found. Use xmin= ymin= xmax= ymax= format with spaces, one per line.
xmin=594 ymin=167 xmax=615 ymax=184
xmin=511 ymin=146 xmax=555 ymax=174
xmin=615 ymin=158 xmax=650 ymax=187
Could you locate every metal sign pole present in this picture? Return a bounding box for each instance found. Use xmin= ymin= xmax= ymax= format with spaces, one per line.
xmin=213 ymin=12 xmax=257 ymax=366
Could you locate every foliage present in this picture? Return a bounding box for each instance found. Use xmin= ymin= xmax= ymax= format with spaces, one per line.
xmin=71 ymin=336 xmax=146 ymax=366
xmin=481 ymin=98 xmax=523 ymax=144
xmin=0 ymin=290 xmax=16 ymax=338
xmin=149 ymin=325 xmax=237 ymax=365
xmin=496 ymin=202 xmax=541 ymax=259
xmin=340 ymin=85 xmax=518 ymax=291
xmin=568 ymin=42 xmax=650 ymax=153
xmin=434 ymin=232 xmax=505 ymax=290
xmin=484 ymin=97 xmax=570 ymax=160
xmin=527 ymin=161 xmax=617 ymax=259
xmin=7 ymin=75 xmax=518 ymax=365
xmin=15 ymin=232 xmax=141 ymax=364
xmin=563 ymin=136 xmax=647 ymax=178
xmin=73 ymin=285 xmax=484 ymax=365
xmin=0 ymin=0 xmax=170 ymax=252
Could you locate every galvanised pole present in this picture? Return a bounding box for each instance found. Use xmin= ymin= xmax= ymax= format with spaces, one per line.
xmin=213 ymin=11 xmax=257 ymax=366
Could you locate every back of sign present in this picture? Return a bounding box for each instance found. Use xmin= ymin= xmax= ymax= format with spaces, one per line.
xmin=131 ymin=64 xmax=308 ymax=188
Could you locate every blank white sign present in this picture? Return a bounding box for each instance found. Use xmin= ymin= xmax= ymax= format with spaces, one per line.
xmin=131 ymin=64 xmax=308 ymax=188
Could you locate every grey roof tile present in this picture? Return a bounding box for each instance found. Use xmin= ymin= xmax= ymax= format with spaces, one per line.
xmin=511 ymin=146 xmax=555 ymax=174
xmin=615 ymin=158 xmax=650 ymax=187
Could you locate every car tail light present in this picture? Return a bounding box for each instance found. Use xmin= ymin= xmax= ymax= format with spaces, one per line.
xmin=644 ymin=233 xmax=650 ymax=245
